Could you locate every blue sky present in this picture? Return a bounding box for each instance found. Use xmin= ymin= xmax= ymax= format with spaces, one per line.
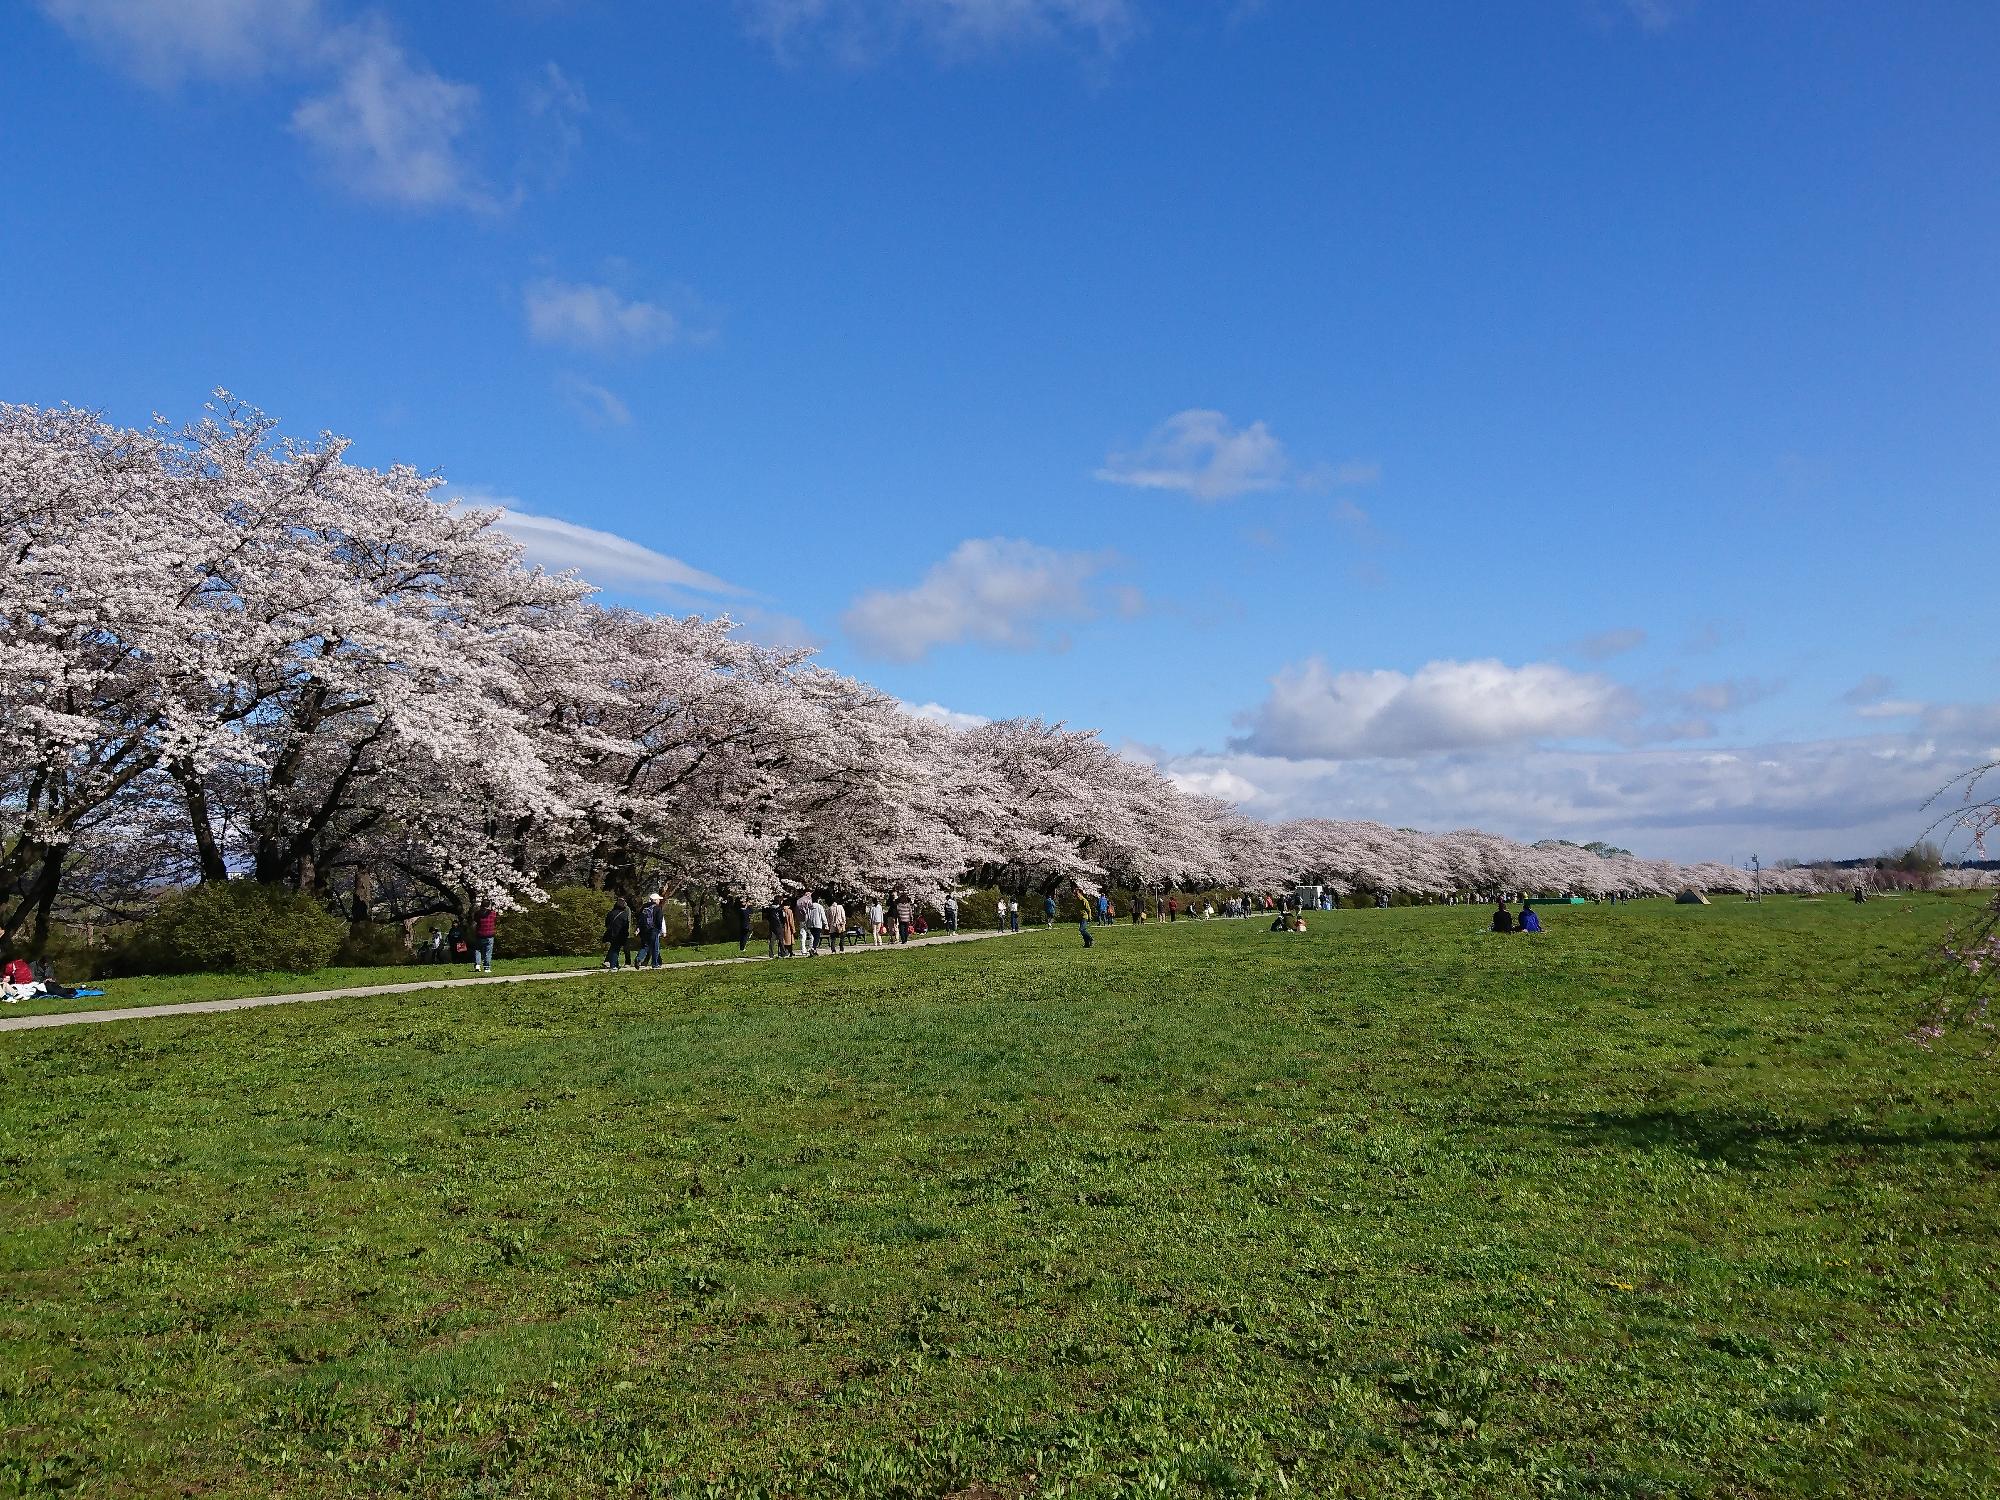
xmin=4 ymin=0 xmax=1996 ymax=861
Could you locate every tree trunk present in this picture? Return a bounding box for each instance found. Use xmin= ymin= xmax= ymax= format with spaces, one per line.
xmin=169 ymin=760 xmax=230 ymax=884
xmin=28 ymin=844 xmax=66 ymax=952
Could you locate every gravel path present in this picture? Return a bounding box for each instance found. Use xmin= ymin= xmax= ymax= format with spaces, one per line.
xmin=0 ymin=926 xmax=1034 ymax=1034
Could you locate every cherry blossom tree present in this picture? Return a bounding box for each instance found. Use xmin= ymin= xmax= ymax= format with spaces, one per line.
xmin=6 ymin=393 xmax=1860 ymax=957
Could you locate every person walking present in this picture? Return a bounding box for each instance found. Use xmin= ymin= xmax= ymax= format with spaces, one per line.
xmin=894 ymin=892 xmax=914 ymax=944
xmin=470 ymin=902 xmax=498 ymax=973
xmin=737 ymin=897 xmax=753 ymax=953
xmin=828 ymin=898 xmax=847 ymax=953
xmin=1168 ymin=896 xmax=1179 ymax=923
xmin=943 ymin=893 xmax=959 ymax=933
xmin=806 ymin=895 xmax=827 ymax=956
xmin=1009 ymin=898 xmax=1021 ymax=933
xmin=1074 ymin=885 xmax=1095 ymax=949
xmin=1043 ymin=893 xmax=1057 ymax=927
xmin=602 ymin=897 xmax=631 ymax=970
xmin=779 ymin=901 xmax=798 ymax=957
xmin=867 ymin=897 xmax=885 ymax=948
xmin=764 ymin=900 xmax=783 ymax=958
xmin=638 ymin=892 xmax=666 ymax=968
xmin=794 ymin=890 xmax=814 ymax=952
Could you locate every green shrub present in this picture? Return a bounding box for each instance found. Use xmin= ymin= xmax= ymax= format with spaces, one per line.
xmin=128 ymin=882 xmax=346 ymax=975
xmin=505 ymin=886 xmax=615 ymax=958
xmin=333 ymin=920 xmax=412 ymax=968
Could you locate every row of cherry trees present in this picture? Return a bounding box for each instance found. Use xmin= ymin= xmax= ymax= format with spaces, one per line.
xmin=1 ymin=399 xmax=1851 ymax=948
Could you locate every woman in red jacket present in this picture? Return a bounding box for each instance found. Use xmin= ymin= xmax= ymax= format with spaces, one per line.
xmin=470 ymin=903 xmax=498 ymax=973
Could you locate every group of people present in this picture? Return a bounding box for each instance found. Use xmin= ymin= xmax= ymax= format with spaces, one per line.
xmin=752 ymin=888 xmax=962 ymax=958
xmin=1490 ymin=899 xmax=1544 ymax=934
xmin=600 ymin=892 xmax=675 ymax=969
xmin=756 ymin=890 xmax=854 ymax=958
xmin=438 ymin=883 xmax=1535 ymax=977
xmin=1 ymin=954 xmax=92 ymax=1002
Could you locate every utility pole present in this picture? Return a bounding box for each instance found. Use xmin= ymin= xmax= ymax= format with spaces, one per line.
xmin=1750 ymin=853 xmax=1761 ymax=903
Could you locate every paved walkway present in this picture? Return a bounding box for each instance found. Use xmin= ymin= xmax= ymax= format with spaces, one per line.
xmin=0 ymin=926 xmax=1036 ymax=1035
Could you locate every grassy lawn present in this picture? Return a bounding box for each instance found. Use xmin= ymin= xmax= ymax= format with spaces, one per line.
xmin=2 ymin=898 xmax=1995 ymax=1497
xmin=0 ymin=936 xmax=790 ymax=1021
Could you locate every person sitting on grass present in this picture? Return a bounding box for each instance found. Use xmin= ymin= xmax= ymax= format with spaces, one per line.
xmin=1 ymin=953 xmax=81 ymax=1002
xmin=1518 ymin=901 xmax=1543 ymax=934
xmin=1491 ymin=899 xmax=1515 ymax=934
xmin=2 ymin=953 xmax=40 ymax=1002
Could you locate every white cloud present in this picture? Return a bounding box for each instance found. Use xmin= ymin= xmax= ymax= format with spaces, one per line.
xmin=1097 ymin=409 xmax=1290 ymax=502
xmin=463 ymin=496 xmax=745 ymax=604
xmin=291 ymin=23 xmax=490 ymax=209
xmin=37 ymin=0 xmax=322 ymax=86
xmin=555 ymin=373 xmax=631 ymax=427
xmin=843 ymin=537 xmax=1116 ymax=661
xmin=42 ymin=2 xmax=510 ymax=213
xmin=1681 ymin=676 xmax=1782 ymax=715
xmin=1165 ymin=763 xmax=1263 ymax=803
xmin=1840 ymin=674 xmax=1929 ymax=721
xmin=1842 ymin=673 xmax=1897 ymax=706
xmin=727 ymin=605 xmax=821 ymax=652
xmin=521 ymin=61 xmax=588 ymax=189
xmin=900 ymin=700 xmax=990 ymax=731
xmin=1233 ymin=657 xmax=1637 ymax=760
xmin=1576 ymin=626 xmax=1646 ymax=661
xmin=740 ymin=0 xmax=1135 ymax=62
xmin=1163 ymin=715 xmax=1998 ymax=865
xmin=1622 ymin=0 xmax=1685 ymax=32
xmin=524 ymin=279 xmax=683 ymax=354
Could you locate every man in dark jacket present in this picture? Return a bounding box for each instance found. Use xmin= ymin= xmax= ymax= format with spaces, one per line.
xmin=1491 ymin=899 xmax=1514 ymax=934
xmin=603 ymin=898 xmax=631 ymax=969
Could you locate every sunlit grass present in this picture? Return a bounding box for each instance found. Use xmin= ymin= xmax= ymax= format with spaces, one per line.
xmin=2 ymin=897 xmax=1995 ymax=1497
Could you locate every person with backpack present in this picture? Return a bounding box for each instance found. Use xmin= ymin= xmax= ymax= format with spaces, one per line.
xmin=603 ymin=898 xmax=631 ymax=969
xmin=470 ymin=903 xmax=498 ymax=972
xmin=637 ymin=893 xmax=667 ymax=968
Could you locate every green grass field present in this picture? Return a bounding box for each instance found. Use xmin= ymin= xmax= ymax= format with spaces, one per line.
xmin=3 ymin=899 xmax=1996 ymax=1498
xmin=0 ymin=933 xmax=810 ymax=1021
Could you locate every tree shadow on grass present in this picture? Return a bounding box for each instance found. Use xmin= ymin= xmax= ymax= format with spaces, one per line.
xmin=1484 ymin=1106 xmax=2000 ymax=1165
